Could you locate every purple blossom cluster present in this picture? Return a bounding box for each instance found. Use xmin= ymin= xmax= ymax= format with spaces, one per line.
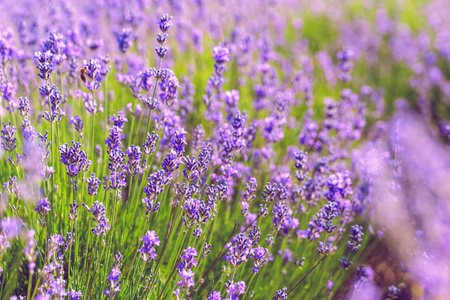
xmin=137 ymin=230 xmax=160 ymax=262
xmin=82 ymin=201 xmax=110 ymax=236
xmin=176 ymin=247 xmax=198 ymax=293
xmin=59 ymin=141 xmax=91 ymax=177
xmin=104 ymin=251 xmax=123 ymax=299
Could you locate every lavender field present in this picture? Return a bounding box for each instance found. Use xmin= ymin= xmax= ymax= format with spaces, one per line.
xmin=1 ymin=0 xmax=450 ymax=299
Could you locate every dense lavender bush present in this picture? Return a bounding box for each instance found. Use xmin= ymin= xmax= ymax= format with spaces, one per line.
xmin=1 ymin=0 xmax=450 ymax=299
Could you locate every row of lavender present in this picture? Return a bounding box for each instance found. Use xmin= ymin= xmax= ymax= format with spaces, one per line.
xmin=1 ymin=0 xmax=450 ymax=299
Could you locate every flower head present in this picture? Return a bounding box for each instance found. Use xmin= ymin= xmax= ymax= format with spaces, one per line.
xmin=137 ymin=230 xmax=160 ymax=262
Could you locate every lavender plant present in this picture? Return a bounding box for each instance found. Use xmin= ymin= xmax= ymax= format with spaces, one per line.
xmin=1 ymin=0 xmax=450 ymax=299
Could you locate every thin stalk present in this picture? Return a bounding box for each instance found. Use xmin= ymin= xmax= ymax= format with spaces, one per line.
xmin=191 ymin=220 xmax=238 ymax=298
xmin=91 ymin=113 xmax=95 ymax=163
xmin=145 ymin=53 xmax=163 ymax=135
xmin=50 ymin=120 xmax=54 ymax=234
xmin=87 ymin=240 xmax=106 ymax=300
xmin=157 ymin=231 xmax=188 ymax=300
xmin=67 ymin=183 xmax=76 ymax=286
xmin=26 ymin=267 xmax=33 ymax=300
xmin=31 ymin=276 xmax=41 ymax=299
xmin=151 ymin=204 xmax=176 ymax=286
xmin=287 ymin=255 xmax=328 ymax=295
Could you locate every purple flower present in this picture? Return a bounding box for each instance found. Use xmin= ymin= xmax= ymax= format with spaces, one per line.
xmin=1 ymin=122 xmax=17 ymax=152
xmin=83 ymin=201 xmax=110 ymax=236
xmin=142 ymin=170 xmax=170 ymax=213
xmin=68 ymin=200 xmax=79 ymax=221
xmin=106 ymin=267 xmax=121 ymax=283
xmin=320 ymin=201 xmax=339 ymax=221
xmin=116 ymin=28 xmax=133 ymax=53
xmin=157 ymin=33 xmax=169 ymax=45
xmin=125 ymin=145 xmax=142 ymax=176
xmin=41 ymin=166 xmax=55 ymax=181
xmin=355 ymin=265 xmax=374 ymax=282
xmin=182 ymin=198 xmax=200 ymax=228
xmin=110 ymin=111 xmax=128 ymax=130
xmin=317 ymin=241 xmax=336 ymax=255
xmin=139 ymin=95 xmax=158 ymax=111
xmin=42 ymin=85 xmax=65 ymax=123
xmin=193 ymin=225 xmax=202 ymax=238
xmin=212 ymin=46 xmax=230 ymax=64
xmin=35 ymin=50 xmax=53 ymax=80
xmin=46 ymin=280 xmax=67 ymax=298
xmin=138 ymin=230 xmax=160 ymax=262
xmin=202 ymin=242 xmax=211 ymax=259
xmin=0 ymin=29 xmax=16 ymax=63
xmin=171 ymin=129 xmax=187 ymax=156
xmin=0 ymin=229 xmax=11 ymax=253
xmin=158 ymin=14 xmax=173 ymax=33
xmin=251 ymin=245 xmax=269 ymax=273
xmin=337 ymin=48 xmax=355 ymax=61
xmin=70 ymin=116 xmax=84 ymax=137
xmin=84 ymin=98 xmax=103 ymax=114
xmin=83 ymin=59 xmax=101 ymax=80
xmin=41 ymin=31 xmax=66 ymax=58
xmin=84 ymin=80 xmax=102 ymax=92
xmin=177 ymin=269 xmax=195 ymax=288
xmin=104 ymin=266 xmax=121 ymax=299
xmin=3 ymin=176 xmax=20 ymax=197
xmin=137 ymin=69 xmax=154 ymax=92
xmin=339 ymin=257 xmax=353 ymax=270
xmin=35 ymin=197 xmax=51 ymax=216
xmin=224 ymin=90 xmax=240 ymax=109
xmin=262 ymin=182 xmax=287 ymax=203
xmin=324 ymin=172 xmax=353 ymax=201
xmin=1 ymin=218 xmax=21 ymax=240
xmin=387 ymin=285 xmax=400 ymax=298
xmin=108 ymin=148 xmax=125 ymax=172
xmin=182 ymin=156 xmax=199 ymax=181
xmin=350 ymin=265 xmax=376 ymax=297
xmin=158 ymin=69 xmax=179 ymax=106
xmin=59 ymin=141 xmax=91 ymax=177
xmin=67 ymin=290 xmax=83 ymax=300
xmin=347 ymin=225 xmax=364 ymax=253
xmin=86 ymin=38 xmax=103 ymax=51
xmin=105 ymin=126 xmax=123 ymax=151
xmin=272 ymin=201 xmax=288 ymax=231
xmin=225 ymin=281 xmax=246 ymax=300
xmin=176 ymin=247 xmax=198 ymax=290
xmin=155 ymin=45 xmax=168 ymax=58
xmin=273 ymin=287 xmax=287 ymax=300
xmin=293 ymin=151 xmax=308 ymax=170
xmin=161 ymin=151 xmax=180 ymax=176
xmin=207 ymin=291 xmax=222 ymax=300
xmin=281 ymin=249 xmax=293 ymax=263
xmin=18 ymin=97 xmax=31 ymax=116
xmin=224 ymin=233 xmax=254 ymax=267
xmin=23 ymin=230 xmax=37 ymax=271
xmin=127 ymin=103 xmax=142 ymax=117
xmin=86 ymin=173 xmax=101 ymax=196
xmin=242 ymin=177 xmax=257 ymax=204
xmin=337 ymin=48 xmax=355 ymax=82
xmin=2 ymin=81 xmax=17 ymax=113
xmin=248 ymin=225 xmax=261 ymax=246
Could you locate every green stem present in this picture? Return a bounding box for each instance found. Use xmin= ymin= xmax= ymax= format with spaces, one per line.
xmin=157 ymin=230 xmax=188 ymax=300
xmin=26 ymin=270 xmax=33 ymax=300
xmin=91 ymin=113 xmax=95 ymax=163
xmin=145 ymin=54 xmax=163 ymax=135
